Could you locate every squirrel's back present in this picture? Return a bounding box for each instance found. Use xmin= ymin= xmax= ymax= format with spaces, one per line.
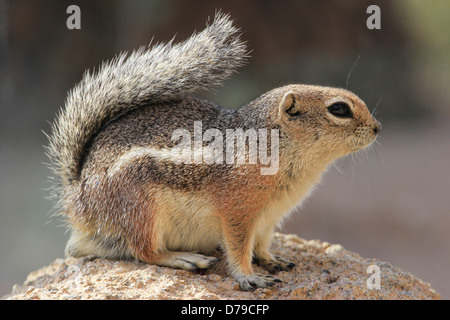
xmin=81 ymin=97 xmax=237 ymax=189
xmin=45 ymin=13 xmax=247 ymax=194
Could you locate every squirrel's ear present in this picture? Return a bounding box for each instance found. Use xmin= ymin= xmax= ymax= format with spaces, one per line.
xmin=278 ymin=91 xmax=302 ymax=119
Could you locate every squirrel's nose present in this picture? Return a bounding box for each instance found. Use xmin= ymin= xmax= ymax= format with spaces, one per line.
xmin=373 ymin=121 xmax=382 ymax=134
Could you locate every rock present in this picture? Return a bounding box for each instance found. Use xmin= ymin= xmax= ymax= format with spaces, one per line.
xmin=3 ymin=233 xmax=440 ymax=300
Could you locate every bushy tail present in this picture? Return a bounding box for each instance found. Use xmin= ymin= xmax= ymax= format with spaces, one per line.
xmin=45 ymin=12 xmax=247 ymax=189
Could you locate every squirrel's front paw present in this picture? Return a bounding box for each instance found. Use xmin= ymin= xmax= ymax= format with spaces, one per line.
xmin=235 ymin=274 xmax=282 ymax=291
xmin=254 ymin=255 xmax=296 ymax=274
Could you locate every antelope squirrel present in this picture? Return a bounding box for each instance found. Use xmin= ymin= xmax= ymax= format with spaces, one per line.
xmin=46 ymin=13 xmax=381 ymax=291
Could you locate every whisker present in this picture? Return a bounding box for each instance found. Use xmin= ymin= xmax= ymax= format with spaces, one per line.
xmin=333 ymin=162 xmax=345 ymax=175
xmin=371 ymin=141 xmax=384 ymax=167
xmin=341 ymin=157 xmax=352 ymax=176
xmin=372 ymin=92 xmax=386 ymax=116
xmin=346 ymin=51 xmax=363 ymax=90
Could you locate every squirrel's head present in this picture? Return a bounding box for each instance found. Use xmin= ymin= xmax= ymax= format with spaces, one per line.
xmin=273 ymin=84 xmax=381 ymax=160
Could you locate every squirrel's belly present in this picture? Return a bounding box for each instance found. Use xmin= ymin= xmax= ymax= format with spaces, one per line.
xmin=156 ymin=188 xmax=222 ymax=253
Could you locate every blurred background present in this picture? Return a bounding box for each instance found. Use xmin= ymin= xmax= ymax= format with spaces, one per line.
xmin=0 ymin=0 xmax=449 ymax=298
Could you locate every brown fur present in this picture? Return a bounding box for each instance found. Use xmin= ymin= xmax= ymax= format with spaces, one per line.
xmin=47 ymin=14 xmax=380 ymax=291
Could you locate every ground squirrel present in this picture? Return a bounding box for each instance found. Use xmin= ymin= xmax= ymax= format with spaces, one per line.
xmin=46 ymin=13 xmax=380 ymax=291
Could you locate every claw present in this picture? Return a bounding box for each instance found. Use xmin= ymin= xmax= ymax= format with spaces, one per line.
xmin=255 ymin=255 xmax=296 ymax=274
xmin=236 ymin=274 xmax=281 ymax=291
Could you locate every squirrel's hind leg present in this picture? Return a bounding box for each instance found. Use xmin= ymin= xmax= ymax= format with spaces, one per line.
xmin=150 ymin=251 xmax=219 ymax=271
xmin=65 ymin=227 xmax=134 ymax=261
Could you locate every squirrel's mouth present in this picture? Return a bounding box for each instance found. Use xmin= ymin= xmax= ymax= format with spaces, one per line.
xmin=350 ymin=130 xmax=379 ymax=152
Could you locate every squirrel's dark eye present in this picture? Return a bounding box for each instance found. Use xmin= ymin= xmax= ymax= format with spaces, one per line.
xmin=327 ymin=103 xmax=353 ymax=118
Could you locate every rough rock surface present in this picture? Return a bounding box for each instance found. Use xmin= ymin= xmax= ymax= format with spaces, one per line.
xmin=4 ymin=233 xmax=440 ymax=300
